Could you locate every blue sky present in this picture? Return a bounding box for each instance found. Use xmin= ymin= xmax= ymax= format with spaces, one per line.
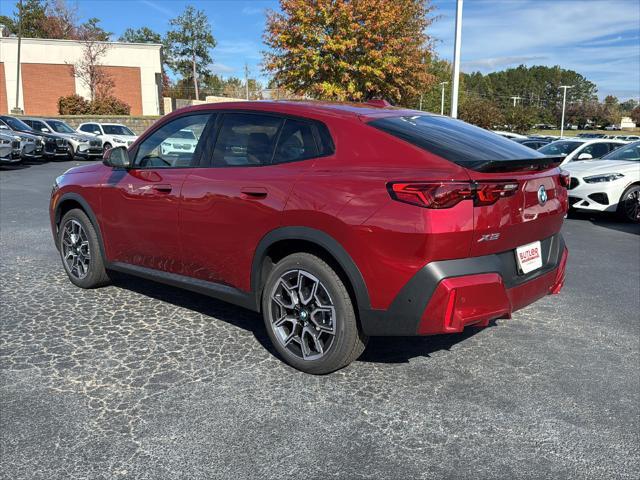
xmin=1 ymin=0 xmax=639 ymax=99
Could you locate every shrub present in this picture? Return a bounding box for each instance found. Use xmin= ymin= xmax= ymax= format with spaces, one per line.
xmin=58 ymin=94 xmax=90 ymax=115
xmin=89 ymin=96 xmax=131 ymax=115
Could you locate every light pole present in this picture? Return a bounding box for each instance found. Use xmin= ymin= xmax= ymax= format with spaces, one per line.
xmin=559 ymin=85 xmax=573 ymax=138
xmin=12 ymin=0 xmax=24 ymax=114
xmin=244 ymin=63 xmax=250 ymax=100
xmin=450 ymin=0 xmax=463 ymax=118
xmin=439 ymin=81 xmax=448 ymax=115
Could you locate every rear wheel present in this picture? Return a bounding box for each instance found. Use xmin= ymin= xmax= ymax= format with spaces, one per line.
xmin=262 ymin=253 xmax=367 ymax=374
xmin=58 ymin=209 xmax=110 ymax=288
xmin=617 ymin=185 xmax=640 ymax=223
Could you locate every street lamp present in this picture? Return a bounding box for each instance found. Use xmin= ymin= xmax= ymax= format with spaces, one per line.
xmin=450 ymin=0 xmax=463 ymax=118
xmin=439 ymin=81 xmax=448 ymax=115
xmin=559 ymin=85 xmax=574 ymax=138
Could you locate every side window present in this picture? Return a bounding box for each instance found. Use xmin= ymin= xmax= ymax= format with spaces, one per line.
xmin=31 ymin=120 xmax=47 ymax=131
xmin=133 ymin=114 xmax=211 ymax=169
xmin=582 ymin=143 xmax=609 ymax=158
xmin=79 ymin=124 xmax=94 ymax=133
xmin=212 ymin=113 xmax=283 ymax=167
xmin=273 ymin=119 xmax=319 ymax=164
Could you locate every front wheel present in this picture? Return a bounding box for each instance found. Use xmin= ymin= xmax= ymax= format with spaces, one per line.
xmin=58 ymin=209 xmax=110 ymax=288
xmin=262 ymin=253 xmax=368 ymax=374
xmin=617 ymin=185 xmax=640 ymax=223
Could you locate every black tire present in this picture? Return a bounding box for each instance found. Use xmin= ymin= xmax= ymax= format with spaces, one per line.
xmin=58 ymin=209 xmax=110 ymax=288
xmin=261 ymin=253 xmax=368 ymax=374
xmin=67 ymin=145 xmax=76 ymax=160
xmin=617 ymin=185 xmax=640 ymax=223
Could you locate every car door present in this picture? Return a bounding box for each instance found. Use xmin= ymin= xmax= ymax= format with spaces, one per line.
xmin=99 ymin=112 xmax=214 ymax=273
xmin=179 ymin=113 xmax=324 ymax=291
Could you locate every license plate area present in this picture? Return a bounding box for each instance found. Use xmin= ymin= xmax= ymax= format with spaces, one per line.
xmin=515 ymin=241 xmax=543 ymax=274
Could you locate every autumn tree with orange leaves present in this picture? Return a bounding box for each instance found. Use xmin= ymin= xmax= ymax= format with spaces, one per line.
xmin=263 ymin=0 xmax=436 ymax=104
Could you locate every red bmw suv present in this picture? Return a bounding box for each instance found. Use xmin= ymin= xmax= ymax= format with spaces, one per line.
xmin=50 ymin=101 xmax=569 ymax=374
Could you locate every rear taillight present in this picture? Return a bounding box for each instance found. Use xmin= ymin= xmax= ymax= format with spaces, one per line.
xmin=388 ymin=181 xmax=518 ymax=209
xmin=559 ymin=169 xmax=571 ymax=188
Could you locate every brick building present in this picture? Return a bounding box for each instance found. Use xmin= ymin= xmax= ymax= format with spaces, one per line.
xmin=0 ymin=35 xmax=162 ymax=116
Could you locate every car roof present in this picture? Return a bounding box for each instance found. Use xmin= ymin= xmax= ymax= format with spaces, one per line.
xmin=169 ymin=100 xmax=424 ymax=121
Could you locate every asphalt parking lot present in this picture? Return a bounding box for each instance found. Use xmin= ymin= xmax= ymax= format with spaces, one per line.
xmin=1 ymin=159 xmax=639 ymax=480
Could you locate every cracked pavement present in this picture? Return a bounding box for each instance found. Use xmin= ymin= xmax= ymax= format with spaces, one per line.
xmin=1 ymin=160 xmax=638 ymax=479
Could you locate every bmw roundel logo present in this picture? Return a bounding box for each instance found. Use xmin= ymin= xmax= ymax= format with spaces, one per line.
xmin=538 ymin=185 xmax=547 ymax=206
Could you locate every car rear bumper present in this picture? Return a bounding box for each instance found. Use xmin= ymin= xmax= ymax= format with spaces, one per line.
xmin=360 ymin=233 xmax=567 ymax=336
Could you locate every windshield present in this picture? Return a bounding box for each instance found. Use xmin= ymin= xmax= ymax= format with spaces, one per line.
xmin=169 ymin=130 xmax=196 ymax=140
xmin=601 ymin=141 xmax=640 ymax=161
xmin=0 ymin=116 xmax=34 ymax=132
xmin=368 ymin=115 xmax=544 ymax=169
xmin=47 ymin=120 xmax=76 ymax=134
xmin=538 ymin=140 xmax=584 ymax=156
xmin=103 ymin=125 xmax=135 ymax=135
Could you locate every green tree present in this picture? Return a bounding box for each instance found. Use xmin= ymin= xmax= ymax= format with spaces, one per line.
xmin=0 ymin=0 xmax=47 ymax=37
xmin=263 ymin=0 xmax=436 ymax=104
xmin=119 ymin=26 xmax=162 ymax=44
xmin=504 ymin=105 xmax=538 ymax=133
xmin=166 ymin=5 xmax=216 ymax=101
xmin=77 ymin=17 xmax=111 ymax=41
xmin=459 ymin=95 xmax=504 ymax=129
xmin=630 ymin=106 xmax=640 ymax=125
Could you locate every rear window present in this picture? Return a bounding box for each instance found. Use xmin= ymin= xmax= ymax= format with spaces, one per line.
xmin=368 ymin=115 xmax=544 ymax=168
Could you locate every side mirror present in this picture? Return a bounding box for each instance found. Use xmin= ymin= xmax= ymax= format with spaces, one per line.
xmin=577 ymin=153 xmax=593 ymax=160
xmin=42 ymin=128 xmax=50 ymax=133
xmin=103 ymin=146 xmax=131 ymax=168
xmin=0 ymin=125 xmax=8 ymax=130
xmin=93 ymin=130 xmax=101 ymax=135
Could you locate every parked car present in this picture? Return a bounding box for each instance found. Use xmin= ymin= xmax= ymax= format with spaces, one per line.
xmin=22 ymin=117 xmax=103 ymax=160
xmin=0 ymin=132 xmax=22 ymax=165
xmin=565 ymin=141 xmax=640 ymax=222
xmin=0 ymin=115 xmax=68 ymax=159
xmin=160 ymin=129 xmax=199 ymax=156
xmin=538 ymin=138 xmax=627 ymax=165
xmin=512 ymin=137 xmax=552 ymax=150
xmin=77 ymin=122 xmax=138 ymax=151
xmin=0 ymin=119 xmax=44 ymax=161
xmin=50 ymin=101 xmax=569 ymax=374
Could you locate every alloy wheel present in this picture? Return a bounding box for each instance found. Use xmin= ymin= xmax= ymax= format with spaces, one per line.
xmin=62 ymin=219 xmax=91 ymax=279
xmin=269 ymin=270 xmax=337 ymax=361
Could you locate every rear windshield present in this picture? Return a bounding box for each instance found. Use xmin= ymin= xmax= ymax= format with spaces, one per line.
xmin=103 ymin=125 xmax=135 ymax=135
xmin=368 ymin=115 xmax=545 ymax=168
xmin=538 ymin=140 xmax=583 ymax=156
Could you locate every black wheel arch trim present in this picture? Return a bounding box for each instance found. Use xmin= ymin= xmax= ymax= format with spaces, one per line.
xmin=251 ymin=227 xmax=372 ymax=315
xmin=54 ymin=192 xmax=107 ymax=260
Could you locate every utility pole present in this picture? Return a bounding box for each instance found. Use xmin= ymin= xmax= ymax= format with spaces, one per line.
xmin=439 ymin=81 xmax=448 ymax=115
xmin=244 ymin=63 xmax=250 ymax=100
xmin=419 ymin=94 xmax=423 ymax=111
xmin=559 ymin=85 xmax=573 ymax=138
xmin=510 ymin=96 xmax=522 ymax=107
xmin=450 ymin=0 xmax=463 ymax=118
xmin=12 ymin=0 xmax=23 ymax=114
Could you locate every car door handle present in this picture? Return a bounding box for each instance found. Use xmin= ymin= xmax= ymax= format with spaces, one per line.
xmin=240 ymin=187 xmax=268 ymax=200
xmin=152 ymin=184 xmax=172 ymax=194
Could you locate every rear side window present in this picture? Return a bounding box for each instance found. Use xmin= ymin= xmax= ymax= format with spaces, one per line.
xmin=213 ymin=113 xmax=283 ymax=167
xmin=273 ymin=119 xmax=319 ymax=164
xmin=368 ymin=115 xmax=543 ymax=168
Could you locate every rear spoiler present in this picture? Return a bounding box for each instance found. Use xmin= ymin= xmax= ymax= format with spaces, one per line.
xmin=458 ymin=156 xmax=564 ymax=173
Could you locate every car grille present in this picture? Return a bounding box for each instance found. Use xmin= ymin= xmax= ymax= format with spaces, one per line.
xmin=36 ymin=138 xmax=43 ymax=147
xmin=89 ymin=139 xmax=101 ymax=147
xmin=568 ymin=178 xmax=579 ymax=190
xmin=11 ymin=140 xmax=20 ymax=149
xmin=55 ymin=138 xmax=67 ymax=146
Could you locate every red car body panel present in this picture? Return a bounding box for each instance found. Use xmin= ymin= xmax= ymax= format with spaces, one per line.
xmin=50 ymin=101 xmax=568 ymax=337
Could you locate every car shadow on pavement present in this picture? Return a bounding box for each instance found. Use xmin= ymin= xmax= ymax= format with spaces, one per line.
xmin=112 ymin=272 xmax=493 ymax=366
xmin=568 ymin=211 xmax=640 ymax=235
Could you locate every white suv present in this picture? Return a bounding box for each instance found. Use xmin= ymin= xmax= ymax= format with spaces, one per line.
xmin=565 ymin=141 xmax=640 ymax=222
xmin=538 ymin=138 xmax=627 ymax=165
xmin=77 ymin=122 xmax=138 ymax=152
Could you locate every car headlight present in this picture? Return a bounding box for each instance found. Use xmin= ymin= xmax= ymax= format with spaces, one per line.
xmin=112 ymin=137 xmax=126 ymax=143
xmin=19 ymin=135 xmax=34 ymax=143
xmin=72 ymin=136 xmax=88 ymax=143
xmin=583 ymin=173 xmax=625 ymax=183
